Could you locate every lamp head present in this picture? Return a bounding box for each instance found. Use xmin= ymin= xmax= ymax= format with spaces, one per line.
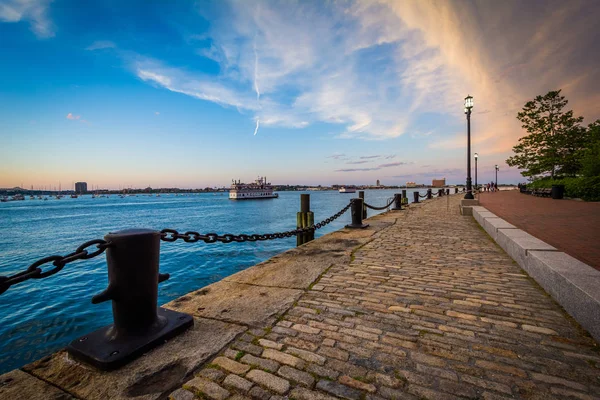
xmin=464 ymin=95 xmax=474 ymax=110
xmin=474 ymin=153 xmax=478 ymax=159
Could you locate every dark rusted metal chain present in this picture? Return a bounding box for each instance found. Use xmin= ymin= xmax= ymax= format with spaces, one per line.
xmin=0 ymin=239 xmax=111 ymax=295
xmin=363 ymin=197 xmax=396 ymax=210
xmin=161 ymin=200 xmax=354 ymax=244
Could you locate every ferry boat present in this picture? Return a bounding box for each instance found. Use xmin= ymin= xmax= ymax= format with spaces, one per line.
xmin=339 ymin=186 xmax=356 ymax=193
xmin=229 ymin=177 xmax=279 ymax=200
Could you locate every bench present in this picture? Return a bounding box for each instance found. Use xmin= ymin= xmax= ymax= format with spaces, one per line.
xmin=532 ymin=188 xmax=552 ymax=197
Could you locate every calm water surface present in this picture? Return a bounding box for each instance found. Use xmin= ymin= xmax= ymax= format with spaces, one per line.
xmin=0 ymin=189 xmax=428 ymax=373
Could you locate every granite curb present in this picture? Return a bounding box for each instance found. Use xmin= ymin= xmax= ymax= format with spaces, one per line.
xmin=472 ymin=206 xmax=600 ymax=343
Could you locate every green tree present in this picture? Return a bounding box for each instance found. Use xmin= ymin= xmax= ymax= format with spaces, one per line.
xmin=506 ymin=90 xmax=586 ymax=178
xmin=580 ymin=120 xmax=600 ymax=177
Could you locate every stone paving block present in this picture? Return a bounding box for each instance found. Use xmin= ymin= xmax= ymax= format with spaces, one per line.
xmin=184 ymin=377 xmax=230 ymax=400
xmin=165 ymin=280 xmax=303 ymax=327
xmin=223 ymin=374 xmax=254 ymax=392
xmin=22 ymin=317 xmax=245 ymax=400
xmin=526 ymin=250 xmax=600 ymax=342
xmin=246 ymin=369 xmax=290 ymax=394
xmin=496 ymin=228 xmax=557 ymax=268
xmin=0 ymin=369 xmax=74 ymax=400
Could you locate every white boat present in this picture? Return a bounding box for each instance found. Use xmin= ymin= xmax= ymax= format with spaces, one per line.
xmin=229 ymin=176 xmax=279 ymax=200
xmin=339 ymin=186 xmax=356 ymax=193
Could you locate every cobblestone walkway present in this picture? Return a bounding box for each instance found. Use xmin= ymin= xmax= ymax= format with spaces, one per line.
xmin=172 ymin=195 xmax=600 ymax=400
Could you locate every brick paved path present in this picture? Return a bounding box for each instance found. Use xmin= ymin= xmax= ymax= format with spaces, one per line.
xmin=172 ymin=195 xmax=600 ymax=400
xmin=478 ymin=190 xmax=600 ymax=270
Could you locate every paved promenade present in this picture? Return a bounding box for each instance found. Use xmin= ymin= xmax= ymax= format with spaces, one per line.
xmin=167 ymin=195 xmax=599 ymax=400
xmin=478 ymin=190 xmax=600 ymax=270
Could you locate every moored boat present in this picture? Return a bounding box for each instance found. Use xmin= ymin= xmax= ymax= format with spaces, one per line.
xmin=229 ymin=176 xmax=278 ymax=200
xmin=339 ymin=186 xmax=356 ymax=193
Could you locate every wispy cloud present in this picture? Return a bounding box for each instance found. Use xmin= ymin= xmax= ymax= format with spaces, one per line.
xmin=327 ymin=153 xmax=346 ymax=160
xmin=336 ymin=167 xmax=380 ymax=172
xmin=378 ymin=162 xmax=410 ymax=168
xmin=66 ymin=113 xmax=80 ymax=120
xmin=347 ymin=160 xmax=369 ymax=165
xmin=360 ymin=155 xmax=381 ymax=160
xmin=0 ymin=0 xmax=54 ymax=38
xmin=86 ymin=40 xmax=116 ymax=51
xmin=155 ymin=111 xmax=160 ymax=115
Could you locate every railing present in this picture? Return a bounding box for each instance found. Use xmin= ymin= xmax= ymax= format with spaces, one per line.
xmin=0 ymin=190 xmax=454 ymax=371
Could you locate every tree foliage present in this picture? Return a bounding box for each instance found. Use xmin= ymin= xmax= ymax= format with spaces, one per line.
xmin=506 ymin=90 xmax=586 ymax=178
xmin=580 ymin=120 xmax=600 ymax=177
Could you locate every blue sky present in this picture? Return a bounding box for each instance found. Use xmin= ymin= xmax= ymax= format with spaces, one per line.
xmin=1 ymin=0 xmax=599 ymax=189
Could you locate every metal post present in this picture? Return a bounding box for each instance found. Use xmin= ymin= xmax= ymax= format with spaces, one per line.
xmin=402 ymin=190 xmax=407 ymax=206
xmin=475 ymin=156 xmax=478 ymax=194
xmin=438 ymin=189 xmax=443 ymax=197
xmin=465 ymin=109 xmax=474 ymax=199
xmin=446 ymin=188 xmax=450 ymax=195
xmin=345 ymin=199 xmax=369 ymax=229
xmin=297 ymin=194 xmax=314 ymax=246
xmin=413 ymin=191 xmax=419 ymax=203
xmin=455 ymin=187 xmax=458 ymax=194
xmin=67 ymin=229 xmax=193 ymax=370
xmin=358 ymin=190 xmax=367 ymax=219
xmin=427 ymin=189 xmax=432 ymax=199
xmin=391 ymin=193 xmax=402 ymax=210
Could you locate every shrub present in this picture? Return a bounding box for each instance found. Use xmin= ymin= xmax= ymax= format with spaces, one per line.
xmin=527 ymin=176 xmax=600 ymax=201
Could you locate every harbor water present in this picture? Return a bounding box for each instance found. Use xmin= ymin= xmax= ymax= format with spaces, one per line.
xmin=0 ymin=189 xmax=431 ymax=373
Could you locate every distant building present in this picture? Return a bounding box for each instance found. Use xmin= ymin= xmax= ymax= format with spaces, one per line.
xmin=406 ymin=182 xmax=417 ymax=188
xmin=432 ymin=178 xmax=446 ymax=187
xmin=376 ymin=179 xmax=380 ymax=186
xmin=75 ymin=182 xmax=87 ymax=194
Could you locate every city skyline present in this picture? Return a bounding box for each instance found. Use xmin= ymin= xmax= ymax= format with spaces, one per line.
xmin=1 ymin=0 xmax=599 ymax=188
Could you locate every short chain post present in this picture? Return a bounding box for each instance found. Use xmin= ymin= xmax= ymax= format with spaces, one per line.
xmin=346 ymin=199 xmax=369 ymax=229
xmin=391 ymin=193 xmax=402 ymax=210
xmin=67 ymin=229 xmax=193 ymax=370
xmin=455 ymin=187 xmax=458 ymax=194
xmin=296 ymin=194 xmax=314 ymax=246
xmin=413 ymin=191 xmax=419 ymax=203
xmin=427 ymin=189 xmax=432 ymax=199
xmin=446 ymin=188 xmax=450 ymax=195
xmin=402 ymin=190 xmax=407 ymax=206
xmin=358 ymin=191 xmax=367 ymax=219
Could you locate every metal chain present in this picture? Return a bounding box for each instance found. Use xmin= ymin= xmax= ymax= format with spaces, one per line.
xmin=363 ymin=197 xmax=396 ymax=210
xmin=0 ymin=239 xmax=110 ymax=295
xmin=419 ymin=193 xmax=429 ymax=198
xmin=160 ymin=200 xmax=354 ymax=244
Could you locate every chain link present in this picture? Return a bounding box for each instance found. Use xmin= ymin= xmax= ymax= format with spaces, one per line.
xmin=0 ymin=239 xmax=110 ymax=295
xmin=363 ymin=197 xmax=396 ymax=210
xmin=160 ymin=200 xmax=354 ymax=244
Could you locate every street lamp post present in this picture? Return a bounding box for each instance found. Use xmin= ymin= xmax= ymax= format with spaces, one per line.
xmin=495 ymin=165 xmax=499 ymax=187
xmin=464 ymin=95 xmax=474 ymax=199
xmin=474 ymin=153 xmax=478 ymax=194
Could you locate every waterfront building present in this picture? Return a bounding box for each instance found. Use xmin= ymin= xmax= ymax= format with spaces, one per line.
xmin=432 ymin=178 xmax=446 ymax=187
xmin=406 ymin=181 xmax=417 ymax=188
xmin=75 ymin=182 xmax=87 ymax=194
xmin=376 ymin=179 xmax=380 ymax=187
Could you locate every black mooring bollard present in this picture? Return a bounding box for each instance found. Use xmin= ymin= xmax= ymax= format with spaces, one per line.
xmin=438 ymin=189 xmax=443 ymax=197
xmin=402 ymin=190 xmax=407 ymax=205
xmin=455 ymin=187 xmax=458 ymax=194
xmin=297 ymin=194 xmax=314 ymax=246
xmin=66 ymin=229 xmax=194 ymax=370
xmin=413 ymin=191 xmax=419 ymax=203
xmin=345 ymin=198 xmax=369 ymax=229
xmin=358 ymin=190 xmax=367 ymax=219
xmin=391 ymin=193 xmax=402 ymax=210
xmin=446 ymin=188 xmax=450 ymax=195
xmin=427 ymin=189 xmax=432 ymax=199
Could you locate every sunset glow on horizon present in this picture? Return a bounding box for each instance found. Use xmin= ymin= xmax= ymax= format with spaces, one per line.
xmin=1 ymin=0 xmax=599 ymax=189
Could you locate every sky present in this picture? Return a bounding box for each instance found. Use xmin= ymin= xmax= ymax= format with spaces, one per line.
xmin=1 ymin=0 xmax=599 ymax=189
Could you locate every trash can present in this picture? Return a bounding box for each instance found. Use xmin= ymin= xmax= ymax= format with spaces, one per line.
xmin=551 ymin=185 xmax=564 ymax=199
